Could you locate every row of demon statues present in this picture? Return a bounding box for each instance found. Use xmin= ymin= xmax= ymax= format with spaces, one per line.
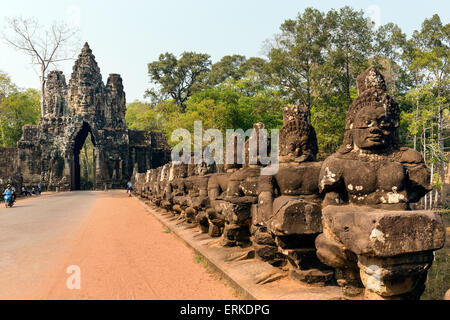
xmin=133 ymin=67 xmax=446 ymax=300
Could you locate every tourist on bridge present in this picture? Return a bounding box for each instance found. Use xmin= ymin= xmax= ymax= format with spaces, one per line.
xmin=126 ymin=181 xmax=133 ymax=196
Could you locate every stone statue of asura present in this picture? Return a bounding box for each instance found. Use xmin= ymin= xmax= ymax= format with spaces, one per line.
xmin=315 ymin=66 xmax=445 ymax=300
xmin=254 ymin=106 xmax=333 ymax=283
xmin=319 ymin=66 xmax=430 ymax=210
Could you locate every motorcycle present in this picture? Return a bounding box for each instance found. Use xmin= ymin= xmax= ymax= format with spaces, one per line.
xmin=3 ymin=191 xmax=14 ymax=208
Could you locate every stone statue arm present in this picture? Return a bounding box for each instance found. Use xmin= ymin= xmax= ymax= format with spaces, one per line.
xmin=226 ymin=179 xmax=241 ymax=198
xmin=257 ymin=174 xmax=276 ymax=222
xmin=198 ymin=178 xmax=209 ymax=197
xmin=164 ymin=182 xmax=173 ymax=200
xmin=400 ymin=149 xmax=432 ymax=203
xmin=208 ymin=175 xmax=221 ymax=201
xmin=318 ymin=156 xmax=346 ymax=206
xmin=180 ymin=181 xmax=187 ymax=194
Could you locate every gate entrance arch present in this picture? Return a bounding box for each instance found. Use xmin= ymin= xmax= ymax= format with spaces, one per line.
xmin=15 ymin=43 xmax=171 ymax=191
xmin=71 ymin=122 xmax=97 ymax=190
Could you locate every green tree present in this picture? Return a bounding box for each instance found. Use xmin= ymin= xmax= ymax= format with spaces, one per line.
xmin=406 ymin=14 xmax=449 ymax=206
xmin=125 ymin=100 xmax=165 ymax=132
xmin=208 ymin=55 xmax=247 ymax=85
xmin=146 ymin=52 xmax=211 ymax=112
xmin=412 ymin=15 xmax=449 ymax=152
xmin=325 ymin=6 xmax=374 ymax=107
xmin=0 ymin=88 xmax=41 ymax=147
xmin=401 ymin=83 xmax=447 ymax=209
xmin=160 ymin=81 xmax=284 ymax=147
xmin=265 ymin=7 xmax=328 ymax=118
xmin=208 ymin=55 xmax=267 ymax=87
xmin=0 ymin=71 xmax=17 ymax=101
xmin=241 ymin=57 xmax=267 ymax=75
xmin=263 ymin=7 xmax=375 ymax=154
xmin=373 ymin=23 xmax=407 ymax=93
xmin=311 ymin=91 xmax=351 ymax=156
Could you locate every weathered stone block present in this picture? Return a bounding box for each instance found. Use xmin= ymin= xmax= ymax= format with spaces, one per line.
xmin=222 ymin=223 xmax=251 ymax=247
xmin=253 ymin=229 xmax=277 ymax=246
xmin=322 ymin=205 xmax=445 ymax=257
xmin=219 ymin=201 xmax=252 ymax=225
xmin=267 ymin=196 xmax=322 ymax=236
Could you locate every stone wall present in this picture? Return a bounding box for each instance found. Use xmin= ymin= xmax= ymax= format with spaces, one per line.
xmin=18 ymin=125 xmax=41 ymax=187
xmin=0 ymin=147 xmax=21 ymax=191
xmin=129 ymin=130 xmax=169 ymax=174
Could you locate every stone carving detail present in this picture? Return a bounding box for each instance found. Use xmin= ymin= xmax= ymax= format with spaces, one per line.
xmin=315 ymin=66 xmax=445 ymax=299
xmin=44 ymin=71 xmax=67 ymax=117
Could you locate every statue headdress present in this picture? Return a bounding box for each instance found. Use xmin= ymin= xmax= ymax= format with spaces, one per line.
xmin=279 ymin=105 xmax=318 ymax=160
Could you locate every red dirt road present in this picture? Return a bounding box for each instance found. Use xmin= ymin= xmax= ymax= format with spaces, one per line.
xmin=0 ymin=191 xmax=236 ymax=300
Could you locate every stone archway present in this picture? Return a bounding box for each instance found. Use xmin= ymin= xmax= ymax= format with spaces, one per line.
xmin=12 ymin=43 xmax=171 ymax=192
xmin=70 ymin=122 xmax=97 ymax=190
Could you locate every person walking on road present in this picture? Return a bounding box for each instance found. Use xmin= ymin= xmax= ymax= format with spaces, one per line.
xmin=126 ymin=181 xmax=133 ymax=197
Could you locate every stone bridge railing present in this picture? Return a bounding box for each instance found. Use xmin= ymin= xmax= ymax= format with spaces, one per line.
xmin=131 ymin=67 xmax=446 ymax=300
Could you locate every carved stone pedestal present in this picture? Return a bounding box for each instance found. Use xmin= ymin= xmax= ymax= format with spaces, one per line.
xmin=316 ymin=205 xmax=445 ymax=300
xmin=220 ymin=200 xmax=254 ymax=247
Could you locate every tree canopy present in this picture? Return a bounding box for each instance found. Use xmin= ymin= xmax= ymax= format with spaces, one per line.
xmin=139 ymin=8 xmax=448 ymax=162
xmin=146 ymin=52 xmax=211 ymax=112
xmin=0 ymin=71 xmax=41 ymax=147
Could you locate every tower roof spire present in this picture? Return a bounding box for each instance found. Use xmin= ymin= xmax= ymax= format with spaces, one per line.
xmin=81 ymin=42 xmax=92 ymax=55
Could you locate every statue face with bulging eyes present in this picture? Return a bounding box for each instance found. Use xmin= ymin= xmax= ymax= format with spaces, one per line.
xmin=352 ymin=106 xmax=394 ymax=150
xmin=279 ymin=120 xmax=318 ymax=163
xmin=284 ymin=133 xmax=313 ymax=161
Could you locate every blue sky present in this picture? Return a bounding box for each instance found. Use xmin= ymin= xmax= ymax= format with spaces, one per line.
xmin=0 ymin=0 xmax=448 ymax=102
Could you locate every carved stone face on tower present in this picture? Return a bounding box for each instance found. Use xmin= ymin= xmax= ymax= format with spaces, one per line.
xmin=79 ymin=84 xmax=93 ymax=108
xmin=68 ymin=42 xmax=103 ymax=115
xmin=44 ymin=71 xmax=67 ymax=116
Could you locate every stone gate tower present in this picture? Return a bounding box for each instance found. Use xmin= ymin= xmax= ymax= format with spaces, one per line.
xmin=15 ymin=43 xmax=170 ymax=191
